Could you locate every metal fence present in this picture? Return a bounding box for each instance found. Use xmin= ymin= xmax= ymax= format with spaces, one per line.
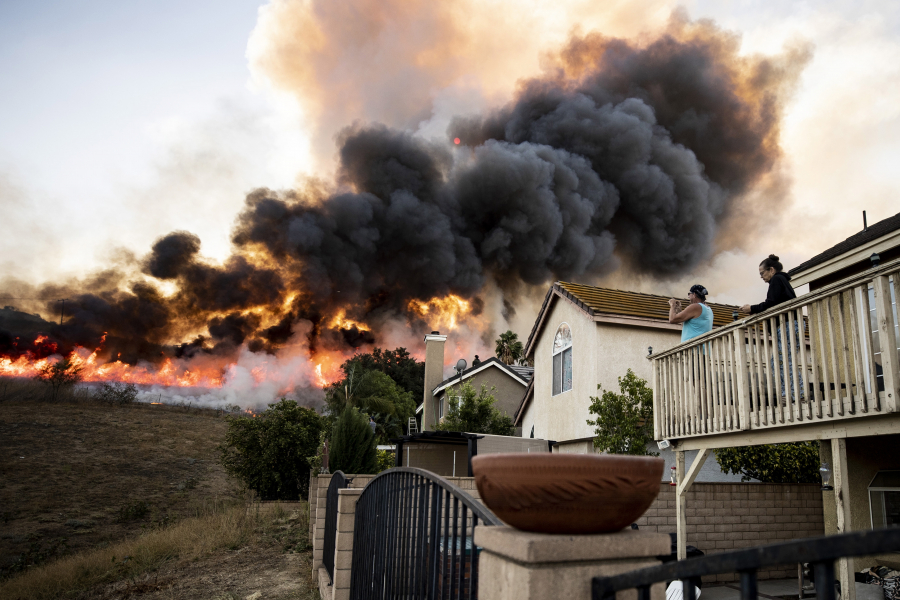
xmin=592 ymin=527 xmax=900 ymax=600
xmin=324 ymin=470 xmax=350 ymax=583
xmin=349 ymin=467 xmax=503 ymax=600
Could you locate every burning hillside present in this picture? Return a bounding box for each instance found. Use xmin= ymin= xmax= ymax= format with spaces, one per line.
xmin=0 ymin=15 xmax=808 ymax=408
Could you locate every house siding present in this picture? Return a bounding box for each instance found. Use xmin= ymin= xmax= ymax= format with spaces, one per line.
xmin=435 ymin=364 xmax=527 ymax=422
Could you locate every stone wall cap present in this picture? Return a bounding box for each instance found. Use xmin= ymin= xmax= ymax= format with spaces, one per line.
xmin=474 ymin=526 xmax=670 ymax=563
xmin=338 ymin=488 xmax=364 ymax=496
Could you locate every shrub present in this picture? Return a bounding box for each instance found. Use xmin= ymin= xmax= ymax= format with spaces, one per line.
xmin=95 ymin=382 xmax=138 ymax=405
xmin=375 ymin=449 xmax=395 ymax=473
xmin=587 ymin=369 xmax=657 ymax=456
xmin=435 ymin=381 xmax=515 ymax=436
xmin=34 ymin=358 xmax=83 ymax=401
xmin=329 ymin=407 xmax=378 ymax=474
xmin=715 ymin=442 xmax=821 ymax=483
xmin=219 ymin=399 xmax=324 ymax=500
xmin=118 ymin=500 xmax=150 ymax=522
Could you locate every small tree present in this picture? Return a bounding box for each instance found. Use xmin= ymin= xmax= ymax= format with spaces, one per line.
xmin=34 ymin=357 xmax=83 ymax=400
xmin=329 ymin=406 xmax=378 ymax=474
xmin=495 ymin=330 xmax=524 ymax=365
xmin=220 ymin=399 xmax=324 ymax=500
xmin=324 ymin=369 xmax=415 ymax=438
xmin=715 ymin=442 xmax=821 ymax=483
xmin=587 ymin=369 xmax=657 ymax=456
xmin=436 ymin=381 xmax=515 ymax=436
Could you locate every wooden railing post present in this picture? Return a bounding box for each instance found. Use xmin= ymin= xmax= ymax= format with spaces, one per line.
xmin=652 ymin=359 xmax=661 ymax=440
xmin=873 ymin=275 xmax=899 ymax=412
xmin=733 ymin=327 xmax=750 ymax=430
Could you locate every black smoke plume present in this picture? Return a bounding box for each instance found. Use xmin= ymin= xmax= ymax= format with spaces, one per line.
xmin=1 ymin=18 xmax=806 ymax=369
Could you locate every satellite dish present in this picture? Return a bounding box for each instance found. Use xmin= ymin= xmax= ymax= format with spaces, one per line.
xmin=455 ymin=358 xmax=467 ymax=373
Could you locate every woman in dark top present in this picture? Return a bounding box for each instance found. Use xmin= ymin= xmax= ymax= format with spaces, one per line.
xmin=739 ymin=255 xmax=803 ymax=399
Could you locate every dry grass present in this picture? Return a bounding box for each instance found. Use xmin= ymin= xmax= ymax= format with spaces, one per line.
xmin=0 ymin=380 xmax=319 ymax=599
xmin=0 ymin=502 xmax=318 ymax=600
xmin=0 ymin=386 xmax=239 ymax=578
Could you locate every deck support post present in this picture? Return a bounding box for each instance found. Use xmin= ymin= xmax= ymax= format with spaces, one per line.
xmin=832 ymin=437 xmax=856 ymax=600
xmin=675 ymin=448 xmax=710 ymax=560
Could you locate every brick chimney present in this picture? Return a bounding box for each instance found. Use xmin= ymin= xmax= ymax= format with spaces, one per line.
xmin=421 ymin=331 xmax=447 ymax=431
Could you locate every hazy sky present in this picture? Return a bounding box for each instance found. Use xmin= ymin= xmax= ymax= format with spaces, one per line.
xmin=1 ymin=0 xmax=899 ymax=321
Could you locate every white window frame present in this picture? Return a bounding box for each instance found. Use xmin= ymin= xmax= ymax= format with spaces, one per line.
xmin=552 ymin=322 xmax=573 ymax=396
xmin=868 ymin=470 xmax=900 ymax=534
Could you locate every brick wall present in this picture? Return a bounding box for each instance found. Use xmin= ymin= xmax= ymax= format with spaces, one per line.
xmin=635 ymin=482 xmax=824 ymax=582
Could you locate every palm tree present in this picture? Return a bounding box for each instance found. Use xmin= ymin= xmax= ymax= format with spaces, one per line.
xmin=495 ymin=330 xmax=524 ymax=365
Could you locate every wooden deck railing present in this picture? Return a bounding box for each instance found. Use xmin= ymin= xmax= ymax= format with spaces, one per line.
xmin=651 ymin=257 xmax=900 ymax=440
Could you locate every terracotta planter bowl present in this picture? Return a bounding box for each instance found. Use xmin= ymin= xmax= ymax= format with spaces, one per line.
xmin=472 ymin=453 xmax=664 ymax=534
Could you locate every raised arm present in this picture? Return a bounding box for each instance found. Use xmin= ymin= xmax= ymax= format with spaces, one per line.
xmin=668 ymin=299 xmax=702 ymax=324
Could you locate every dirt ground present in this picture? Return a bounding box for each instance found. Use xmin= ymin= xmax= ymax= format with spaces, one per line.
xmin=77 ymin=515 xmax=319 ymax=600
xmin=0 ymin=397 xmax=320 ymax=599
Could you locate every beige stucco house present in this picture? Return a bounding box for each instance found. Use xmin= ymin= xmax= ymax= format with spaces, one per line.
xmin=418 ymin=333 xmax=533 ymax=433
xmin=515 ymin=282 xmax=740 ymax=453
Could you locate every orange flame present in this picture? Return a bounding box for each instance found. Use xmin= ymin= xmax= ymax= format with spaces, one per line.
xmin=408 ymin=294 xmax=472 ymax=331
xmin=328 ymin=309 xmax=371 ymax=332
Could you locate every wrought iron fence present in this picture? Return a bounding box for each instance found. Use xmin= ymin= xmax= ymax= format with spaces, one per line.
xmin=592 ymin=527 xmax=900 ymax=600
xmin=324 ymin=470 xmax=350 ymax=583
xmin=349 ymin=467 xmax=503 ymax=600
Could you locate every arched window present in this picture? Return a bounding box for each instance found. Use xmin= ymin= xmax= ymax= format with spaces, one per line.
xmin=552 ymin=323 xmax=573 ymax=395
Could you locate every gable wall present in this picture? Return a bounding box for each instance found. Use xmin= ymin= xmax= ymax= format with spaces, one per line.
xmin=435 ymin=366 xmax=526 ymax=421
xmin=533 ymin=298 xmax=599 ymax=443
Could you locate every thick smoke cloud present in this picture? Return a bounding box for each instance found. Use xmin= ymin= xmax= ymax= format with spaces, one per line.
xmin=1 ymin=18 xmax=807 ymax=373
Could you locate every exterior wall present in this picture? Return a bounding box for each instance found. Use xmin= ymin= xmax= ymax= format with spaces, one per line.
xmin=635 ymin=482 xmax=825 ymax=582
xmin=532 ymin=298 xmax=599 ymax=443
xmin=593 ymin=322 xmax=681 ymax=397
xmin=435 ymin=366 xmax=526 ymax=421
xmin=531 ymin=297 xmax=682 ymax=447
xmin=520 ymin=394 xmax=535 ymax=438
xmin=399 ymin=442 xmax=469 ymax=476
xmin=820 ymin=434 xmax=900 ymax=571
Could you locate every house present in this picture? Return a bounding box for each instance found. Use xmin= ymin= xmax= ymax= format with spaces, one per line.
xmin=789 ymin=210 xmax=900 ymax=291
xmin=650 ymin=210 xmax=900 ymax=599
xmin=418 ymin=332 xmax=533 ymax=433
xmin=515 ymin=282 xmax=741 ymax=464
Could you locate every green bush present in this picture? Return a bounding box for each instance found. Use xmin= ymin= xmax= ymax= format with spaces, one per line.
xmin=329 ymin=407 xmax=378 ymax=474
xmin=435 ymin=381 xmax=515 ymax=436
xmin=587 ymin=369 xmax=657 ymax=456
xmin=219 ymin=399 xmax=324 ymax=500
xmin=375 ymin=449 xmax=395 ymax=473
xmin=715 ymin=442 xmax=821 ymax=483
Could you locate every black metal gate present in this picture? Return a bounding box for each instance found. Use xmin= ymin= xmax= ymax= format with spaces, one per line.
xmin=323 ymin=471 xmax=350 ymax=583
xmin=349 ymin=467 xmax=502 ymax=600
xmin=592 ymin=527 xmax=900 ymax=600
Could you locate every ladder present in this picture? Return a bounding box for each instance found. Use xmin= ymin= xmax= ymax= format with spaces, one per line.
xmin=407 ymin=417 xmax=418 ymax=435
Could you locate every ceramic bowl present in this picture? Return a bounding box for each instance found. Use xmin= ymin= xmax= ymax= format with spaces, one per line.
xmin=472 ymin=453 xmax=664 ymax=534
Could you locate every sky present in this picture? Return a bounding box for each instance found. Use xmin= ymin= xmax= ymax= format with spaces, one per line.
xmin=1 ymin=0 xmax=899 ymax=337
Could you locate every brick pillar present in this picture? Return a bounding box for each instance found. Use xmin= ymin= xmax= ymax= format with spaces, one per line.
xmin=332 ymin=488 xmax=363 ymax=600
xmin=312 ymin=473 xmax=331 ymax=576
xmin=475 ymin=526 xmax=670 ymax=600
